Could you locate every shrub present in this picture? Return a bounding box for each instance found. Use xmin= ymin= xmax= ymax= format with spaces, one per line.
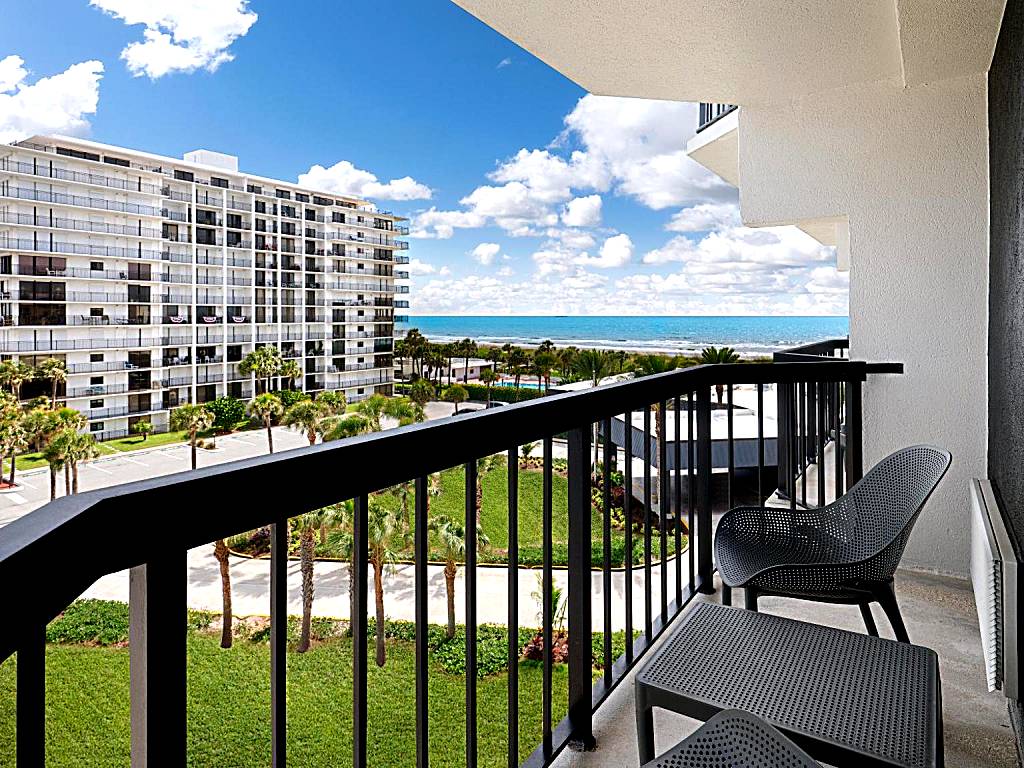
xmin=207 ymin=396 xmax=247 ymax=431
xmin=46 ymin=600 xmax=129 ymax=645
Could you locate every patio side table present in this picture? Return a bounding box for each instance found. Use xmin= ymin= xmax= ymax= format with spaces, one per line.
xmin=635 ymin=603 xmax=942 ymax=768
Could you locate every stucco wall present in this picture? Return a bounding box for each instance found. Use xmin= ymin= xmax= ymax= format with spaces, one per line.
xmin=737 ymin=74 xmax=990 ymax=576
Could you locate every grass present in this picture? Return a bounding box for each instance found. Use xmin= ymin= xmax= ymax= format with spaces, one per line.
xmin=0 ymin=631 xmax=568 ymax=767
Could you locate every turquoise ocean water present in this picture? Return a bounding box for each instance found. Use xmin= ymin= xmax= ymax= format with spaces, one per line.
xmin=406 ymin=316 xmax=849 ymax=357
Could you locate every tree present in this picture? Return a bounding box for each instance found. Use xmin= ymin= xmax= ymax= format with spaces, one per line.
xmin=0 ymin=394 xmax=26 ymax=487
xmin=479 ymin=367 xmax=498 ymax=405
xmin=249 ymin=393 xmax=284 ymax=454
xmin=207 ymin=396 xmax=247 ymax=432
xmin=52 ymin=408 xmax=87 ymax=494
xmin=240 ymin=345 xmax=283 ymax=394
xmin=353 ymin=394 xmax=423 ymax=433
xmin=37 ymin=358 xmax=67 ymax=409
xmin=316 ymin=390 xmax=348 ymax=415
xmin=283 ymin=399 xmax=334 ymax=446
xmin=131 ymin=420 xmax=154 ymax=442
xmin=322 ymin=413 xmax=372 ymax=441
xmin=279 ymin=359 xmax=302 ymax=391
xmin=68 ymin=432 xmax=100 ymax=494
xmin=367 ymin=498 xmax=406 ymax=666
xmin=442 ymin=343 xmax=457 ymax=386
xmin=533 ymin=351 xmax=557 ymax=393
xmin=294 ymin=505 xmax=344 ymax=652
xmin=214 ymin=537 xmax=234 ymax=648
xmin=42 ymin=431 xmax=70 ymax=501
xmin=430 ymin=513 xmax=489 ymax=639
xmin=408 ymin=378 xmax=435 ymax=410
xmin=0 ymin=360 xmax=34 ymax=401
xmin=403 ymin=328 xmax=428 ymax=378
xmin=699 ymin=346 xmax=741 ymax=403
xmin=170 ymin=404 xmax=215 ymax=470
xmin=573 ymin=349 xmax=615 ymax=480
xmin=455 ymin=338 xmax=477 ymax=383
xmin=504 ymin=347 xmax=530 ymax=397
xmin=443 ymin=383 xmax=468 ymax=415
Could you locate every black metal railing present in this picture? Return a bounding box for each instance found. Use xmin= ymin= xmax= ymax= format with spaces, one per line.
xmin=773 ymin=338 xmax=903 ymax=506
xmin=697 ymin=102 xmax=738 ymax=133
xmin=0 ymin=356 xmax=893 ymax=767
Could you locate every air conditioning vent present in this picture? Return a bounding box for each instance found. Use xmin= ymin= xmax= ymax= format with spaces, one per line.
xmin=970 ymin=478 xmax=1019 ymax=698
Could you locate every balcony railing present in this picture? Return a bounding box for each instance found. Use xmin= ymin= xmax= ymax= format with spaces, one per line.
xmin=0 ymin=186 xmax=160 ymax=216
xmin=0 ymin=354 xmax=899 ymax=767
xmin=697 ymin=102 xmax=738 ymax=133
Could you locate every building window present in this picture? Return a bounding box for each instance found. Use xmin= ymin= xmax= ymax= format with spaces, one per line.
xmin=174 ymin=170 xmax=194 ymax=182
xmin=90 ymin=261 xmax=104 ymax=271
xmin=275 ymin=189 xmax=291 ymax=200
xmin=103 ymin=155 xmax=130 ymax=167
xmin=90 ymin=353 xmax=104 ymax=362
xmin=91 ymin=422 xmax=104 ymax=432
xmin=56 ymin=146 xmax=100 ymax=162
xmin=210 ymin=177 xmax=229 ymax=189
xmin=90 ymin=376 xmax=103 ymax=386
xmin=90 ymin=399 xmax=104 ymax=409
xmin=295 ymin=193 xmax=309 ymax=203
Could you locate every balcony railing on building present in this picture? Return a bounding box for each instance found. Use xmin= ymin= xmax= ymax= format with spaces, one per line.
xmin=696 ymin=102 xmax=738 ymax=132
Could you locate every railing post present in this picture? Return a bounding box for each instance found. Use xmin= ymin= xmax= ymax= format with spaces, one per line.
xmin=696 ymin=387 xmax=714 ymax=593
xmin=776 ymin=381 xmax=793 ymax=500
xmin=567 ymin=426 xmax=596 ymax=752
xmin=129 ymin=557 xmax=186 ymax=768
xmin=847 ymin=378 xmax=864 ymax=484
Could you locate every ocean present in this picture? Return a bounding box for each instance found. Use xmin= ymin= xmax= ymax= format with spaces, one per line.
xmin=405 ymin=316 xmax=849 ymax=357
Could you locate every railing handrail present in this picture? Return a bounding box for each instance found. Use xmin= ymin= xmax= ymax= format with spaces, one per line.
xmin=0 ymin=358 xmax=863 ymax=650
xmin=772 ymin=337 xmax=903 ymax=375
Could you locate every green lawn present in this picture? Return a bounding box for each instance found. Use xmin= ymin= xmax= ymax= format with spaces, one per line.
xmin=0 ymin=632 xmax=568 ymax=767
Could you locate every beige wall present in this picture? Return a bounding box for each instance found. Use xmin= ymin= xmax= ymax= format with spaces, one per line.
xmin=738 ymin=73 xmax=990 ymax=575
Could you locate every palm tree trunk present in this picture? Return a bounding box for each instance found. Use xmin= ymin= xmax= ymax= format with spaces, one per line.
xmin=298 ymin=525 xmax=315 ymax=653
xmin=214 ymin=538 xmax=233 ymax=649
xmin=72 ymin=461 xmax=79 ymax=495
xmin=445 ymin=560 xmax=457 ymax=639
xmin=716 ymin=383 xmax=724 ymax=404
xmin=463 ymin=356 xmax=470 ymax=383
xmin=308 ymin=427 xmax=316 ymax=446
xmin=64 ymin=464 xmax=71 ymax=496
xmin=373 ymin=556 xmax=386 ymax=667
xmin=190 ymin=435 xmax=198 ymax=470
xmin=8 ymin=453 xmax=16 ymax=487
xmin=266 ymin=420 xmax=274 ymax=453
xmin=49 ymin=466 xmax=57 ymax=500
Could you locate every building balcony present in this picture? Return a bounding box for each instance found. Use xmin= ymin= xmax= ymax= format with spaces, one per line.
xmin=0 ymin=237 xmax=164 ymax=261
xmin=0 ymin=211 xmax=161 ymax=239
xmin=0 ymin=158 xmax=162 ymax=194
xmin=0 ymin=186 xmax=160 ymax=216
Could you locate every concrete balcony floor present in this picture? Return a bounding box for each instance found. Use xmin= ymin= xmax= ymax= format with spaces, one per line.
xmin=552 ymin=569 xmax=1018 ymax=768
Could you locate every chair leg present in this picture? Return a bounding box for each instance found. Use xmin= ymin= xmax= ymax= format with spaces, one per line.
xmin=874 ymin=581 xmax=910 ymax=643
xmin=859 ymin=602 xmax=879 ymax=637
xmin=744 ymin=586 xmax=758 ymax=611
xmin=721 ymin=584 xmax=732 ymax=606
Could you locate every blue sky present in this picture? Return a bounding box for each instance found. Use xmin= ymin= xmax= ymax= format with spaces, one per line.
xmin=0 ymin=0 xmax=848 ymax=316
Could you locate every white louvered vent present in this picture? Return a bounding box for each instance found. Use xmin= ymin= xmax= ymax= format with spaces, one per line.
xmin=970 ymin=478 xmax=1018 ymax=698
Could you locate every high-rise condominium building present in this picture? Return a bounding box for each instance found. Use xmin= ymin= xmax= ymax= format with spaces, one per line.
xmin=0 ymin=136 xmax=411 ymax=440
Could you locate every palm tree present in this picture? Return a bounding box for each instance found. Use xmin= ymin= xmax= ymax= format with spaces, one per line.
xmin=367 ymin=498 xmax=406 ymax=666
xmin=36 ymin=358 xmax=67 ymax=409
xmin=699 ymin=346 xmax=741 ymax=402
xmin=443 ymin=383 xmax=468 ymax=415
xmin=295 ymin=505 xmax=344 ymax=652
xmin=316 ymin=390 xmax=348 ymax=415
xmin=68 ymin=432 xmax=100 ymax=494
xmin=240 ymin=345 xmax=283 ymax=394
xmin=505 ymin=347 xmax=530 ymax=397
xmin=42 ymin=431 xmax=70 ymax=501
xmin=455 ymin=338 xmax=477 ymax=383
xmin=533 ymin=350 xmax=557 ymax=393
xmin=573 ymin=349 xmax=615 ymax=479
xmin=249 ymin=393 xmax=284 ymax=453
xmin=429 ymin=513 xmax=489 ymax=639
xmin=0 ymin=360 xmax=35 ymax=401
xmin=0 ymin=393 xmax=26 ymax=487
xmin=408 ymin=378 xmax=435 ymax=410
xmin=283 ymin=399 xmax=331 ymax=446
xmin=279 ymin=359 xmax=302 ymax=391
xmin=403 ymin=328 xmax=428 ymax=377
xmin=52 ymin=408 xmax=86 ymax=494
xmin=353 ymin=394 xmax=423 ymax=433
xmin=480 ymin=367 xmax=498 ymax=405
xmin=213 ymin=536 xmax=234 ymax=648
xmin=170 ymin=403 xmax=215 ymax=470
xmin=322 ymin=413 xmax=372 ymax=441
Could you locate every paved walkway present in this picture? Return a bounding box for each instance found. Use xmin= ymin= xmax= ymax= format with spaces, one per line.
xmin=0 ymin=415 xmax=682 ymax=629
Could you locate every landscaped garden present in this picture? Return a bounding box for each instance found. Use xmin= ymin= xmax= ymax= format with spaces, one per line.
xmin=0 ymin=600 xmax=637 ymax=767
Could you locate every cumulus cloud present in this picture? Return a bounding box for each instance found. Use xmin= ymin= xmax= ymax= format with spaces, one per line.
xmin=470 ymin=242 xmax=501 ymax=266
xmin=406 ymin=258 xmax=438 ymax=276
xmin=562 ymin=195 xmax=602 ymax=227
xmin=409 ymin=207 xmax=487 ymax=239
xmin=298 ymin=160 xmax=432 ymax=202
xmin=581 ymin=233 xmax=633 ymax=268
xmin=91 ymin=0 xmax=258 ymax=78
xmin=0 ymin=56 xmax=104 ymax=144
xmin=666 ymin=202 xmax=741 ymax=232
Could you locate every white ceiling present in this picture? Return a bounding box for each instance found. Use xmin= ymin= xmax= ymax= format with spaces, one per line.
xmin=452 ymin=0 xmax=1006 ymax=103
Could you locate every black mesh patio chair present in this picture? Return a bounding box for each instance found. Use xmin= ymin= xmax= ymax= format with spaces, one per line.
xmin=714 ymin=445 xmax=951 ymax=643
xmin=642 ymin=709 xmax=821 ymax=768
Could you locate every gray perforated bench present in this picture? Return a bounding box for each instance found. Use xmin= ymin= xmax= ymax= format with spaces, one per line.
xmin=635 ymin=603 xmax=943 ymax=768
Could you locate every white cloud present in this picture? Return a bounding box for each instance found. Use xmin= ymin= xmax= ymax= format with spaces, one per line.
xmin=562 ymin=195 xmax=602 ymax=227
xmin=490 ymin=148 xmax=610 ymax=204
xmin=497 ymin=57 xmax=512 ymax=69
xmin=470 ymin=242 xmax=501 ymax=266
xmin=91 ymin=0 xmax=257 ymax=78
xmin=406 ymin=258 xmax=438 ymax=276
xmin=580 ymin=233 xmax=633 ymax=268
xmin=298 ymin=160 xmax=432 ymax=201
xmin=666 ymin=202 xmax=742 ymax=232
xmin=0 ymin=56 xmax=104 ymax=144
xmin=409 ymin=207 xmax=487 ymax=239
xmin=497 ymin=265 xmax=514 ymax=277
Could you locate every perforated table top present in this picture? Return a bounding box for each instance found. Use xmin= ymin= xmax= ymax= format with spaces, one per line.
xmin=635 ymin=603 xmax=942 ymax=768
